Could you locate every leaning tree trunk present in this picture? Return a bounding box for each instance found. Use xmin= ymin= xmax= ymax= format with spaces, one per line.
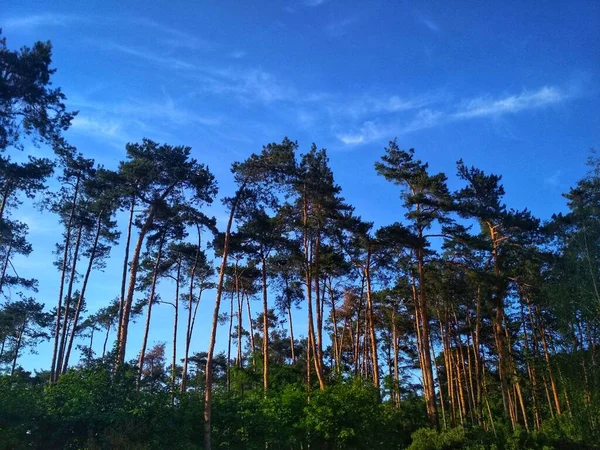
xmin=115 ymin=207 xmax=156 ymax=371
xmin=62 ymin=212 xmax=103 ymax=373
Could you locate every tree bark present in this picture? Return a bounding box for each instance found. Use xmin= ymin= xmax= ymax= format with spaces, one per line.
xmin=62 ymin=212 xmax=103 ymax=373
xmin=118 ymin=198 xmax=135 ymax=336
xmin=204 ymin=182 xmax=244 ymax=450
xmin=50 ymin=175 xmax=80 ymax=382
xmin=137 ymin=235 xmax=165 ymax=390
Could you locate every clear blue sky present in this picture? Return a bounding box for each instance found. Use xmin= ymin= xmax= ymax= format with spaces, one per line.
xmin=2 ymin=1 xmax=599 ymax=372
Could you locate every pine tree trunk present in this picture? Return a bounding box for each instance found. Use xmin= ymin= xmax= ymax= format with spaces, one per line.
xmin=261 ymin=252 xmax=269 ymax=392
xmin=137 ymin=235 xmax=164 ymax=390
xmin=50 ymin=175 xmax=81 ymax=382
xmin=0 ymin=243 xmax=12 ymax=295
xmin=11 ymin=322 xmax=25 ymax=376
xmin=118 ymin=198 xmax=135 ymax=336
xmin=56 ymin=223 xmax=84 ymax=375
xmin=392 ymin=308 xmax=400 ymax=407
xmin=181 ymin=231 xmax=201 ymax=393
xmin=171 ymin=259 xmax=180 ymax=406
xmin=246 ymin=291 xmax=256 ymax=366
xmin=227 ymin=291 xmax=234 ymax=392
xmin=288 ymin=303 xmax=295 ymax=363
xmin=204 ymin=183 xmax=244 ymax=450
xmin=416 ymin=241 xmax=439 ymax=428
xmin=62 ymin=212 xmax=103 ymax=373
xmin=364 ymin=260 xmax=379 ymax=390
xmin=116 ymin=201 xmax=160 ymax=370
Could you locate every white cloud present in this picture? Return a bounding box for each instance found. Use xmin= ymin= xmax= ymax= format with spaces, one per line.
xmin=544 ymin=170 xmax=562 ymax=187
xmin=454 ymin=86 xmax=566 ymax=119
xmin=229 ymin=50 xmax=247 ymax=59
xmin=336 ymin=85 xmax=572 ymax=146
xmin=304 ymin=0 xmax=330 ymax=6
xmin=70 ymin=116 xmax=128 ymax=141
xmin=419 ymin=17 xmax=439 ymax=33
xmin=3 ymin=13 xmax=84 ymax=31
xmin=325 ymin=18 xmax=357 ymax=37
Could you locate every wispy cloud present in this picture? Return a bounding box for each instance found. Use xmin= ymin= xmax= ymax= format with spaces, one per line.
xmin=70 ymin=116 xmax=130 ymax=144
xmin=68 ymin=92 xmax=221 ymax=147
xmin=453 ymin=86 xmax=566 ymax=118
xmin=337 ymin=85 xmax=572 ymax=146
xmin=229 ymin=50 xmax=247 ymax=59
xmin=3 ymin=13 xmax=84 ymax=31
xmin=132 ymin=17 xmax=213 ymax=51
xmin=98 ymin=41 xmax=199 ymax=70
xmin=419 ymin=17 xmax=439 ymax=33
xmin=325 ymin=18 xmax=357 ymax=37
xmin=544 ymin=170 xmax=562 ymax=187
xmin=304 ymin=0 xmax=330 ymax=6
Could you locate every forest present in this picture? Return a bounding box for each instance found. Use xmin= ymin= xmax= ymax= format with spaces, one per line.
xmin=1 ymin=31 xmax=599 ymax=450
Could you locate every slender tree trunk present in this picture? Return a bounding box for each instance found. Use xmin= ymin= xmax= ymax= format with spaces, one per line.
xmin=538 ymin=311 xmax=562 ymax=415
xmin=11 ymin=322 xmax=25 ymax=376
xmin=51 ymin=175 xmax=81 ymax=382
xmin=137 ymin=236 xmax=164 ymax=390
xmin=288 ymin=304 xmax=296 ymax=362
xmin=171 ymin=259 xmax=180 ymax=406
xmin=118 ymin=198 xmax=135 ymax=337
xmin=56 ymin=223 xmax=84 ymax=376
xmin=63 ymin=212 xmax=103 ymax=373
xmin=416 ymin=239 xmax=439 ymax=428
xmin=364 ymin=260 xmax=379 ymax=390
xmin=227 ymin=291 xmax=234 ymax=392
xmin=353 ymin=275 xmax=365 ymax=375
xmin=247 ymin=292 xmax=256 ymax=366
xmin=116 ymin=204 xmax=159 ymax=370
xmin=181 ymin=230 xmax=201 ymax=393
xmin=0 ymin=243 xmax=12 ymax=295
xmin=392 ymin=307 xmax=400 ymax=407
xmin=204 ymin=183 xmax=244 ymax=450
xmin=329 ymin=279 xmax=340 ymax=373
xmin=261 ymin=252 xmax=269 ymax=392
xmin=102 ymin=321 xmax=112 ymax=359
xmin=303 ymin=191 xmax=325 ymax=391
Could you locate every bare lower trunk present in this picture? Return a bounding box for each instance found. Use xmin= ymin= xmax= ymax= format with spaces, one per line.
xmin=137 ymin=236 xmax=164 ymax=389
xmin=204 ymin=184 xmax=244 ymax=450
xmin=63 ymin=214 xmax=103 ymax=373
xmin=118 ymin=199 xmax=135 ymax=336
xmin=57 ymin=223 xmax=84 ymax=379
xmin=116 ymin=206 xmax=157 ymax=371
xmin=364 ymin=261 xmax=379 ymax=390
xmin=51 ymin=176 xmax=81 ymax=382
xmin=261 ymin=253 xmax=269 ymax=392
xmin=171 ymin=260 xmax=180 ymax=406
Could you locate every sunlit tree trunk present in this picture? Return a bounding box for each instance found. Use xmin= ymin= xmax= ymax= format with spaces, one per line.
xmin=63 ymin=212 xmax=103 ymax=373
xmin=118 ymin=198 xmax=135 ymax=341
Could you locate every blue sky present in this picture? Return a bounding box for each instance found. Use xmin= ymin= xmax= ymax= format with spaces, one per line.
xmin=2 ymin=0 xmax=599 ymax=371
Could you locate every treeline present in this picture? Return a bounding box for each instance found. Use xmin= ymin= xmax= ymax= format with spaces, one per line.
xmin=1 ymin=31 xmax=599 ymax=450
